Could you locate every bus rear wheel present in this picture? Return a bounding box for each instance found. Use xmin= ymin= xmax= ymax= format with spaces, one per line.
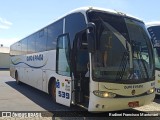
xmin=15 ymin=71 xmax=21 ymax=85
xmin=50 ymin=80 xmax=56 ymax=102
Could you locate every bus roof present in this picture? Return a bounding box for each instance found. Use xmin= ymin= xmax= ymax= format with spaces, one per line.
xmin=66 ymin=7 xmax=143 ymax=22
xmin=146 ymin=21 xmax=160 ymax=27
xmin=40 ymin=7 xmax=145 ymax=33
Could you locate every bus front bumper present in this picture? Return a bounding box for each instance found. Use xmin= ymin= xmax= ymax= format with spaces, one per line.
xmin=88 ymin=92 xmax=155 ymax=112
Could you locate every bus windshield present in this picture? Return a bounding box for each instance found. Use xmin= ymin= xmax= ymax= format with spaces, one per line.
xmin=154 ymin=48 xmax=160 ymax=69
xmin=88 ymin=11 xmax=154 ymax=83
xmin=148 ymin=26 xmax=160 ymax=69
xmin=148 ymin=26 xmax=160 ymax=47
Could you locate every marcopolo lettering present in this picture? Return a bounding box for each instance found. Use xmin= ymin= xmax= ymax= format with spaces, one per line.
xmin=27 ymin=54 xmax=43 ymax=61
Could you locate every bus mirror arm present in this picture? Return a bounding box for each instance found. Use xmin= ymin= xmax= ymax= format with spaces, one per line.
xmin=87 ymin=22 xmax=96 ymax=53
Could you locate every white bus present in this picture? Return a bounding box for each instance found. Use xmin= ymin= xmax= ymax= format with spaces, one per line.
xmin=147 ymin=22 xmax=160 ymax=95
xmin=10 ymin=7 xmax=155 ymax=112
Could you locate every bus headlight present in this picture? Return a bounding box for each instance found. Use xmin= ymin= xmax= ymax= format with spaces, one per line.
xmin=93 ymin=90 xmax=116 ymax=98
xmin=147 ymin=88 xmax=155 ymax=94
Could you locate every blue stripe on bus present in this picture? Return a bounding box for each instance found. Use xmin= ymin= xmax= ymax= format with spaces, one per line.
xmin=11 ymin=60 xmax=47 ymax=69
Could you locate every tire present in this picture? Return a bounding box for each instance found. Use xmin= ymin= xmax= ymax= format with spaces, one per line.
xmin=15 ymin=71 xmax=21 ymax=85
xmin=50 ymin=80 xmax=56 ymax=102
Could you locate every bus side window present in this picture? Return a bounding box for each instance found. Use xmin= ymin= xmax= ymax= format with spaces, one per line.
xmin=56 ymin=34 xmax=71 ymax=77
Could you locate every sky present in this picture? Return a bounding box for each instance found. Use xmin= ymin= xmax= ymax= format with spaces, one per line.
xmin=0 ymin=0 xmax=159 ymax=47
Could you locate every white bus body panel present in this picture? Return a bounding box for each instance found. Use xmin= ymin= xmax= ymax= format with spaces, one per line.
xmin=88 ymin=81 xmax=155 ymax=112
xmin=10 ymin=50 xmax=72 ymax=107
xmin=55 ymin=74 xmax=72 ymax=107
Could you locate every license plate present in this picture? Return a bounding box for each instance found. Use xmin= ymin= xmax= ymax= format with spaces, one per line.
xmin=128 ymin=101 xmax=139 ymax=107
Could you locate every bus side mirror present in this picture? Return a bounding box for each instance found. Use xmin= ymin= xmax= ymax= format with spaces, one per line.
xmin=87 ymin=22 xmax=96 ymax=53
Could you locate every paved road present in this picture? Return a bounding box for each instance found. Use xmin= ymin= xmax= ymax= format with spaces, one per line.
xmin=0 ymin=71 xmax=84 ymax=109
xmin=0 ymin=71 xmax=160 ymax=120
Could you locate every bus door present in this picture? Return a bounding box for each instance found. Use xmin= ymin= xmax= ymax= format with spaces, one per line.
xmin=73 ymin=31 xmax=90 ymax=106
xmin=56 ymin=34 xmax=72 ymax=106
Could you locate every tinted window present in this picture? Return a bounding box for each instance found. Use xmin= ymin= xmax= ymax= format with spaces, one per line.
xmin=27 ymin=35 xmax=36 ymax=54
xmin=17 ymin=41 xmax=21 ymax=55
xmin=21 ymin=38 xmax=28 ymax=55
xmin=65 ymin=13 xmax=86 ymax=47
xmin=154 ymin=48 xmax=160 ymax=69
xmin=10 ymin=43 xmax=17 ymax=56
xmin=148 ymin=26 xmax=160 ymax=47
xmin=56 ymin=34 xmax=70 ymax=76
xmin=36 ymin=28 xmax=47 ymax=52
xmin=148 ymin=26 xmax=160 ymax=40
xmin=47 ymin=20 xmax=63 ymax=50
